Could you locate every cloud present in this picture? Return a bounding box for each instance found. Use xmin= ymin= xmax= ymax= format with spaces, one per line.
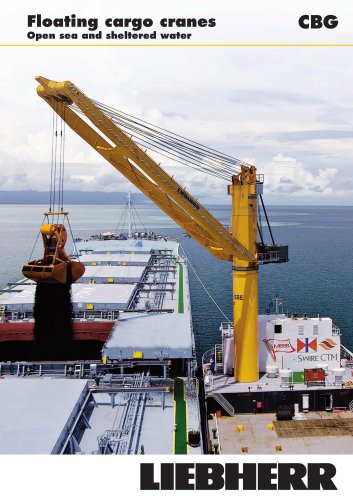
xmin=267 ymin=129 xmax=353 ymax=142
xmin=228 ymin=89 xmax=322 ymax=106
xmin=262 ymin=153 xmax=338 ymax=198
xmin=1 ymin=45 xmax=353 ymax=204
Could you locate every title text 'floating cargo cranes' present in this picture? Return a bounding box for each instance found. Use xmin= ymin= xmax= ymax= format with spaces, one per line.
xmin=1 ymin=76 xmax=353 ymax=454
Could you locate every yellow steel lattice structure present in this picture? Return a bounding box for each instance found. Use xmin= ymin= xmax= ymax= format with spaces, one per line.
xmin=35 ymin=76 xmax=261 ymax=382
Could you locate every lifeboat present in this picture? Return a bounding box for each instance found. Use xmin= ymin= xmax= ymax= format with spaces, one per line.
xmin=22 ymin=216 xmax=85 ymax=284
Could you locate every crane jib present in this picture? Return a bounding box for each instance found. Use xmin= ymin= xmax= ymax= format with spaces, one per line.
xmin=34 ymin=76 xmax=290 ymax=383
xmin=177 ymin=188 xmax=200 ymax=210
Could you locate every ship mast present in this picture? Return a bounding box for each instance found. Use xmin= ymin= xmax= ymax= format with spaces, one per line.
xmin=127 ymin=191 xmax=132 ymax=238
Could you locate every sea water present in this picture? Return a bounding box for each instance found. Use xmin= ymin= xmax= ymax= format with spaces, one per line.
xmin=0 ymin=204 xmax=352 ymax=357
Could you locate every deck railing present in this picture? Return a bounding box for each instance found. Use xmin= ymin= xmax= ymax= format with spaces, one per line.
xmin=219 ymin=322 xmax=233 ymax=337
xmin=341 ymin=344 xmax=353 ymax=361
xmin=202 ymin=344 xmax=223 ymax=372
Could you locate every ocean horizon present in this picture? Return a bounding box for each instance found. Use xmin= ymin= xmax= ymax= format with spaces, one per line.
xmin=1 ymin=203 xmax=352 ymax=358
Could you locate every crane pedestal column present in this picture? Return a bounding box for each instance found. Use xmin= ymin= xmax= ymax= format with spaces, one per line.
xmin=230 ymin=167 xmax=259 ymax=383
xmin=232 ymin=264 xmax=258 ymax=382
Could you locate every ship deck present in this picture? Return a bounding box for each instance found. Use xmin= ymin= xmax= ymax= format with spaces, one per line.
xmin=0 ymin=236 xmax=202 ymax=455
xmin=204 ymin=368 xmax=353 ymax=417
xmin=204 ymin=365 xmax=353 ymax=453
xmin=77 ymin=265 xmax=146 ymax=283
xmin=0 ymin=282 xmax=137 ymax=312
xmin=0 ymin=238 xmax=194 ymax=357
xmin=206 ymin=368 xmax=353 ymax=395
xmin=208 ymin=411 xmax=353 ymax=454
xmin=0 ymin=378 xmax=89 ymax=454
xmin=102 ymin=311 xmax=194 ymax=359
xmin=0 ymin=374 xmax=201 ymax=455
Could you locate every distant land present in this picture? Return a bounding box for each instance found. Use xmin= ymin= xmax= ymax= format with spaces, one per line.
xmin=0 ymin=191 xmax=350 ymax=207
xmin=0 ymin=191 xmax=152 ymax=205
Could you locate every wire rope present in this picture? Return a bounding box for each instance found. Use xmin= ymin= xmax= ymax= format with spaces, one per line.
xmin=28 ymin=215 xmax=46 ymax=261
xmin=52 ymin=109 xmax=59 ymax=223
xmin=58 ymin=108 xmax=64 ymax=212
xmin=115 ymin=200 xmax=129 ymax=233
xmin=61 ymin=105 xmax=66 ymax=211
xmin=132 ymin=202 xmax=147 ymax=232
xmin=180 ymin=244 xmax=232 ymax=323
xmin=92 ymin=100 xmax=248 ymax=167
xmin=65 ymin=215 xmax=81 ymax=260
xmin=70 ymin=99 xmax=252 ymax=181
xmin=49 ymin=107 xmax=56 ymax=212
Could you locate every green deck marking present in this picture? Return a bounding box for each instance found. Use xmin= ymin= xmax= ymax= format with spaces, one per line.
xmin=174 ymin=378 xmax=187 ymax=454
xmin=178 ymin=263 xmax=184 ymax=313
xmin=292 ymin=372 xmax=305 ymax=383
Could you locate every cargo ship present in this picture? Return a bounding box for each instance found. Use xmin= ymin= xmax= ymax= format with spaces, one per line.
xmin=2 ymin=75 xmax=353 ymax=457
xmin=0 ymin=220 xmax=203 ymax=455
xmin=202 ymin=307 xmax=353 ymax=454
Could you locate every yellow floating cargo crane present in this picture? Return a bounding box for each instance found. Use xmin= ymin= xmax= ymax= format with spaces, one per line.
xmin=34 ymin=76 xmax=288 ymax=382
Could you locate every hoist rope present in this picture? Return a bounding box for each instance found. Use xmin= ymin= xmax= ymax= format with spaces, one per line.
xmin=58 ymin=107 xmax=64 ymax=213
xmin=180 ymin=243 xmax=232 ymax=323
xmin=65 ymin=215 xmax=81 ymax=260
xmin=70 ymin=99 xmax=252 ymax=182
xmin=49 ymin=107 xmax=56 ymax=212
xmin=28 ymin=215 xmax=46 ymax=261
xmin=92 ymin=100 xmax=247 ymax=167
xmin=61 ymin=105 xmax=66 ymax=211
xmin=48 ymin=103 xmax=67 ymax=219
xmin=52 ymin=106 xmax=59 ymax=220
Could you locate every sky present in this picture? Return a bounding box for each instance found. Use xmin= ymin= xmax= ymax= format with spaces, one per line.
xmin=1 ymin=3 xmax=353 ymax=205
xmin=2 ymin=0 xmax=353 ymax=488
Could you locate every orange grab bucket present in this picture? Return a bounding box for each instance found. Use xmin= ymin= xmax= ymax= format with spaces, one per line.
xmin=22 ymin=222 xmax=85 ymax=284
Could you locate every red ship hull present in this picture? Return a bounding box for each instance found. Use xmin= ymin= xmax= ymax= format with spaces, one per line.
xmin=0 ymin=321 xmax=115 ymax=343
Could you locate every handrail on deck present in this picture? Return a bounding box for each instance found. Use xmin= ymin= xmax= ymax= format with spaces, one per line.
xmin=341 ymin=344 xmax=353 ymax=361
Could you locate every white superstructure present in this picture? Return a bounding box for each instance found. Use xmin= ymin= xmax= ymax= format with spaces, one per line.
xmin=221 ymin=314 xmax=341 ymax=376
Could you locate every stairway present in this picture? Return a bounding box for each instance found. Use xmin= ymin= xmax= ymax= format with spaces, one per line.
xmin=213 ymin=393 xmax=235 ymax=416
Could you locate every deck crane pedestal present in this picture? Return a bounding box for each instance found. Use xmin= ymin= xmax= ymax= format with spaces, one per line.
xmin=34 ymin=76 xmax=288 ymax=382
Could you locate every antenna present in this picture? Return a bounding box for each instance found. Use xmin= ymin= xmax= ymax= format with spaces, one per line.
xmin=275 ymin=296 xmax=283 ymax=315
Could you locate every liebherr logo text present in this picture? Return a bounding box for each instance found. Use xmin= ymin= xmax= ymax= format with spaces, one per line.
xmin=177 ymin=188 xmax=200 ymax=209
xmin=140 ymin=462 xmax=337 ymax=490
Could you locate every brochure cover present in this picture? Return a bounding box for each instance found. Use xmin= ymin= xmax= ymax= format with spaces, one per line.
xmin=0 ymin=0 xmax=352 ymax=496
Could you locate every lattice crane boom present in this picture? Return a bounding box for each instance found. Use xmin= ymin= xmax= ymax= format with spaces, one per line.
xmin=35 ymin=76 xmax=288 ymax=383
xmin=35 ymin=76 xmax=253 ymax=264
